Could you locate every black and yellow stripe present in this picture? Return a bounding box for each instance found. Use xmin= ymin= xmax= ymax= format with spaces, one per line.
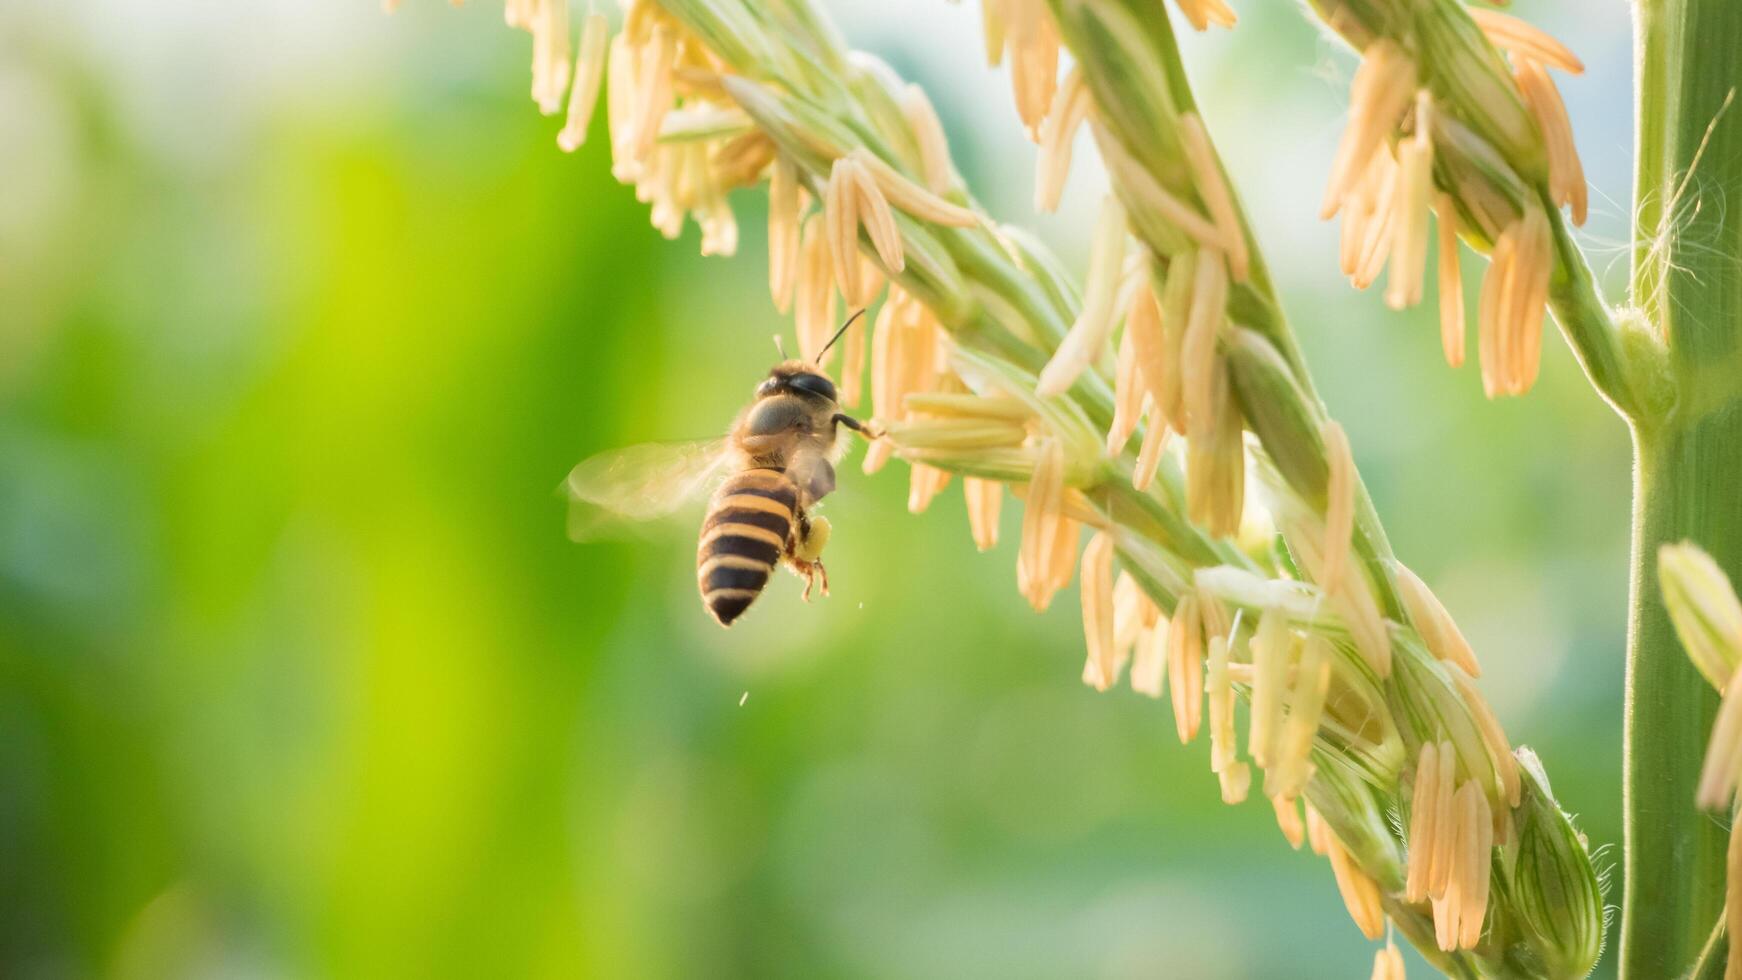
xmin=698 ymin=467 xmax=797 ymax=626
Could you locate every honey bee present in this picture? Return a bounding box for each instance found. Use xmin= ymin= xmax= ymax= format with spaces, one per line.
xmin=566 ymin=314 xmax=879 ymax=627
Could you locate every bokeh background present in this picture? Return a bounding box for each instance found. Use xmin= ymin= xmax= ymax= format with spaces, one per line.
xmin=0 ymin=1 xmax=1636 ymax=977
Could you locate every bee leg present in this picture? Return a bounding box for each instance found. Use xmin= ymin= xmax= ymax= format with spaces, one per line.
xmin=833 ymin=413 xmax=885 ymax=441
xmin=795 ymin=558 xmax=829 ymax=601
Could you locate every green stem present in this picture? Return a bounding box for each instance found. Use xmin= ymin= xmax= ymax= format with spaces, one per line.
xmin=1624 ymin=426 xmax=1734 ymax=977
xmin=1623 ymin=0 xmax=1742 ymax=975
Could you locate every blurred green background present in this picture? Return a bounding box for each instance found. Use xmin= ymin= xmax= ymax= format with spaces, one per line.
xmin=0 ymin=2 xmax=1635 ymax=977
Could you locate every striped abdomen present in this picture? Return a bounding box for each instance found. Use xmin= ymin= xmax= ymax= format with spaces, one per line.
xmin=698 ymin=467 xmax=796 ymax=626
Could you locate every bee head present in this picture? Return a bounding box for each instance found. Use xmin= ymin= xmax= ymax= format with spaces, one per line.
xmin=756 ymin=310 xmax=864 ymax=404
xmin=758 ymin=361 xmax=838 ymax=404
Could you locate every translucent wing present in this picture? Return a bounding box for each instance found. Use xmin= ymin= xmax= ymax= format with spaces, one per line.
xmin=564 ymin=438 xmax=735 ymax=539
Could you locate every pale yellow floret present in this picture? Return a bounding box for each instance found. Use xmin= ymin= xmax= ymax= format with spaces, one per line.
xmin=1434 ymin=194 xmax=1467 ymax=367
xmin=1384 ymin=93 xmax=1435 ymax=310
xmin=1079 ymin=532 xmax=1119 ymax=691
xmin=557 ymin=13 xmax=610 ymax=151
xmin=1131 ymin=613 xmax=1168 ymax=698
xmin=1272 ymin=794 xmax=1306 ymax=850
xmin=1038 ymin=195 xmax=1129 ymax=397
xmin=1168 ymin=594 xmax=1205 ymax=743
xmin=1469 ymin=9 xmax=1586 ymax=76
xmin=796 ymin=212 xmax=840 ymax=362
xmin=1406 ymin=740 xmax=1440 ymax=903
xmin=1035 ymin=68 xmax=1090 ymax=213
xmin=1327 ymin=830 xmax=1387 ymax=940
xmin=1515 ymin=58 xmax=1589 ymax=226
xmin=1322 ymin=41 xmax=1418 ymax=220
xmin=1370 ymin=940 xmax=1406 ymax=980
xmin=1178 ymin=113 xmax=1249 ymax=282
xmin=963 ymin=478 xmax=1003 ymax=552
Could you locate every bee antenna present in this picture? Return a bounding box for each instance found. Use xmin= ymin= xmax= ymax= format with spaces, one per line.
xmin=814 ymin=309 xmax=866 ymax=364
xmin=773 ymin=334 xmax=787 ymax=360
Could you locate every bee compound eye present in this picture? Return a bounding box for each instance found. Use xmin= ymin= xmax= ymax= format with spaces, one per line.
xmin=787 ymin=373 xmax=837 ymax=402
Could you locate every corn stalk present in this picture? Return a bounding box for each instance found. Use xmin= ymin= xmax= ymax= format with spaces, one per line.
xmin=1622 ymin=0 xmax=1742 ymax=975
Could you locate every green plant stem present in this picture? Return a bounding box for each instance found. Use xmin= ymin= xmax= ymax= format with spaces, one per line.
xmin=1624 ymin=428 xmax=1734 ymax=977
xmin=1623 ymin=0 xmax=1742 ymax=975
